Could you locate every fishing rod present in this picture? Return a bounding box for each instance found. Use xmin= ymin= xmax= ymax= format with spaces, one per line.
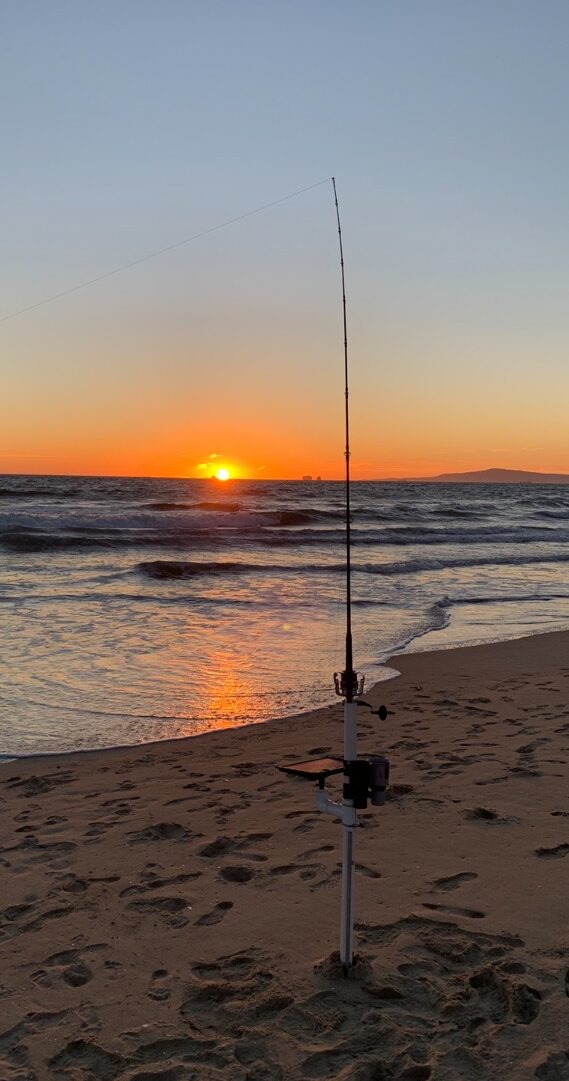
xmin=279 ymin=177 xmax=390 ymax=974
xmin=332 ymin=176 xmax=356 ymax=706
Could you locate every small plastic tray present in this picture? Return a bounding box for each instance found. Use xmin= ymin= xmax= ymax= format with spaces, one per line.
xmin=277 ymin=757 xmax=344 ymax=784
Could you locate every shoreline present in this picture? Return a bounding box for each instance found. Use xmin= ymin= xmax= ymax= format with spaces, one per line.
xmin=1 ymin=628 xmax=567 ymax=1079
xmin=3 ymin=624 xmax=569 ymax=768
xmin=5 ymin=473 xmax=569 ymax=768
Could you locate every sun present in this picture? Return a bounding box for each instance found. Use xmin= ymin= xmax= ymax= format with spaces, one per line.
xmin=215 ymin=467 xmax=230 ymax=481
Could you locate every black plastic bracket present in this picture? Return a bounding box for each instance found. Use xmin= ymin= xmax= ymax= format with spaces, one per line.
xmin=343 ymin=755 xmax=390 ymax=808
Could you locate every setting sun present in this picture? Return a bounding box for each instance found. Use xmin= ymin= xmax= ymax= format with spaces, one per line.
xmin=195 ymin=456 xmax=247 ymax=480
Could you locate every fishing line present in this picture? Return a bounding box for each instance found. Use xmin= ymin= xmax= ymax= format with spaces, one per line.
xmin=1 ymin=177 xmax=331 ymax=325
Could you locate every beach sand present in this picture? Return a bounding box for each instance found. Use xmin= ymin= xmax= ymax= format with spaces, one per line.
xmin=1 ymin=631 xmax=568 ymax=1080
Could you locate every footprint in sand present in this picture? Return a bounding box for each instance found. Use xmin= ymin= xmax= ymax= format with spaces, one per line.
xmin=32 ymin=960 xmax=92 ymax=989
xmin=535 ymin=843 xmax=569 ymax=860
xmin=244 ymin=832 xmax=272 ymax=845
xmin=31 ymin=945 xmax=106 ymax=989
xmin=197 ymin=836 xmax=236 ymax=858
xmin=147 ymin=968 xmax=170 ymax=1001
xmin=266 ymin=862 xmax=322 ymax=882
xmin=126 ymin=897 xmax=192 ymax=926
xmin=310 ymin=865 xmax=342 ymax=891
xmin=2 ymin=837 xmax=77 ymax=864
xmin=300 ymin=844 xmax=335 ymax=859
xmin=127 ymin=822 xmax=190 ymax=844
xmin=5 ymin=772 xmax=75 ymax=797
xmin=2 ymin=901 xmax=34 ymax=923
xmin=465 ymin=807 xmax=508 ymax=822
xmin=385 ymin=784 xmax=414 ymax=802
xmin=218 ymin=865 xmax=255 ymax=884
xmin=48 ymin=1039 xmax=127 ymax=1078
xmin=85 ymin=819 xmax=123 ymax=840
xmin=58 ymin=873 xmax=89 ymax=894
xmin=430 ymin=871 xmax=479 ymax=892
xmin=12 ymin=807 xmax=38 ymax=823
xmin=421 ymin=901 xmax=486 ymax=920
xmin=197 ymin=832 xmax=271 ymax=862
xmin=180 ymin=949 xmax=276 ymax=1023
xmin=284 ymin=810 xmax=319 ymax=834
xmin=357 ymin=864 xmax=382 ymax=880
xmin=498 ymin=960 xmax=527 ymax=974
xmin=293 ymin=820 xmax=317 ymax=833
xmin=469 ymin=968 xmax=541 ymax=1024
xmin=120 ymin=871 xmax=200 ymax=898
xmin=43 ymin=814 xmax=68 ymax=828
xmin=102 ymin=794 xmax=140 ymax=806
xmin=231 ymin=762 xmax=262 ymax=777
xmin=1 ymin=900 xmax=74 ymax=937
xmin=195 ymin=901 xmax=234 ymax=926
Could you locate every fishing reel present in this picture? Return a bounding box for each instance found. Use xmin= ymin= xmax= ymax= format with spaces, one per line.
xmin=333 ymin=669 xmax=365 ymax=698
xmin=343 ymin=755 xmax=390 ymax=809
xmin=332 ymin=670 xmax=388 ymax=723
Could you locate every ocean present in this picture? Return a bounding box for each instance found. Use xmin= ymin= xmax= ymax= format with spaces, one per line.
xmin=2 ymin=475 xmax=569 ymax=757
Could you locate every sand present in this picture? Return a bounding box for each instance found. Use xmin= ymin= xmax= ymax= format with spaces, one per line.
xmin=0 ymin=630 xmax=568 ymax=1081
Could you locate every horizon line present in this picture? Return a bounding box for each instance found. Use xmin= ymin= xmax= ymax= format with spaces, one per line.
xmin=3 ymin=466 xmax=569 ymax=483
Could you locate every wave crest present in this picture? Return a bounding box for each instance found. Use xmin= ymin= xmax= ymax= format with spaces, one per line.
xmin=139 ymin=560 xmax=253 ymax=579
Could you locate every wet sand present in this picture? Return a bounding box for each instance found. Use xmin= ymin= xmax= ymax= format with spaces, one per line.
xmin=1 ymin=631 xmax=568 ymax=1080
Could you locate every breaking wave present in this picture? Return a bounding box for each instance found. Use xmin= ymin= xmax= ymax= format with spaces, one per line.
xmin=146 ymin=501 xmax=198 ymax=511
xmin=139 ymin=560 xmax=255 ymax=579
xmin=137 ymin=550 xmax=569 ymax=581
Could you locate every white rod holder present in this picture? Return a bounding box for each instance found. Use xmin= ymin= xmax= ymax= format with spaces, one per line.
xmin=340 ymin=701 xmax=358 ymax=969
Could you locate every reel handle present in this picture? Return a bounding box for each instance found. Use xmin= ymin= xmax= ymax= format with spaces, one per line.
xmin=356 ymin=701 xmax=388 ymax=721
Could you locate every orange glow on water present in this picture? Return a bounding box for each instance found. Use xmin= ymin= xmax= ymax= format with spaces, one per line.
xmin=202 ymin=648 xmax=254 ymax=725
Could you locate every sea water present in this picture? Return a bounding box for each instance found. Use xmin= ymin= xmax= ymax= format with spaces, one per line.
xmin=2 ymin=475 xmax=569 ymax=756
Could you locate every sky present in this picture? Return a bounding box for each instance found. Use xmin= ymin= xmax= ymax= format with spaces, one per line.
xmin=2 ymin=0 xmax=569 ymax=479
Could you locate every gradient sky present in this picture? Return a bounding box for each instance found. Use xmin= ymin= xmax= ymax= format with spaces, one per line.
xmin=2 ymin=1 xmax=569 ymax=478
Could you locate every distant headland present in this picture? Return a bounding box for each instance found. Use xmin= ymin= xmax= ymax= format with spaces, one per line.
xmin=387 ymin=468 xmax=569 ymax=484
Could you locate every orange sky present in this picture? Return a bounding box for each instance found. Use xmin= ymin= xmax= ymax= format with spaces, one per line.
xmin=3 ymin=332 xmax=569 ymax=479
xmin=3 ymin=420 xmax=569 ymax=480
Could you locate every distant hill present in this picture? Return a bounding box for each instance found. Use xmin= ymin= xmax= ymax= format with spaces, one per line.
xmin=392 ymin=468 xmax=569 ymax=484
